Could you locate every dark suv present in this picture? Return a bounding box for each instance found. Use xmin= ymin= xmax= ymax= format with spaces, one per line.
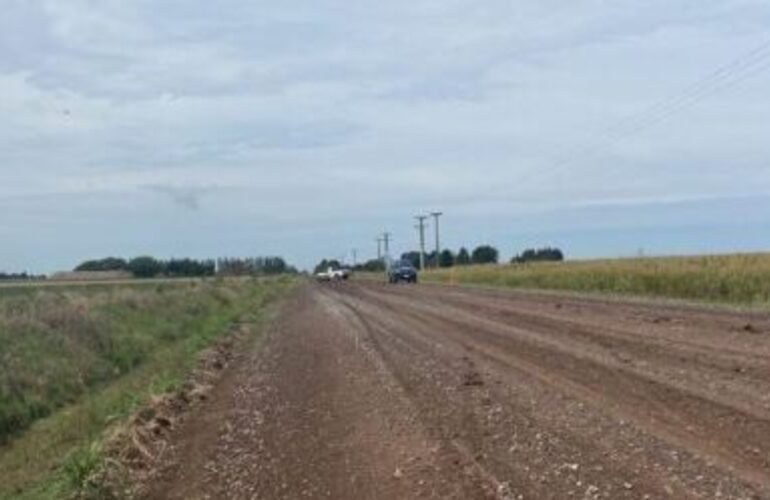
xmin=388 ymin=260 xmax=418 ymax=284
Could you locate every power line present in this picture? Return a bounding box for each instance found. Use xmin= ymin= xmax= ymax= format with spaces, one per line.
xmin=604 ymin=40 xmax=770 ymax=140
xmin=525 ymin=37 xmax=770 ymax=187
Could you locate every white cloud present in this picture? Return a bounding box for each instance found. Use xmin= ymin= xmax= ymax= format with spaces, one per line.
xmin=1 ymin=0 xmax=770 ymax=270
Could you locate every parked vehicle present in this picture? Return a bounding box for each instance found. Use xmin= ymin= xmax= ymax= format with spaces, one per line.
xmin=388 ymin=260 xmax=418 ymax=284
xmin=315 ymin=266 xmax=350 ymax=282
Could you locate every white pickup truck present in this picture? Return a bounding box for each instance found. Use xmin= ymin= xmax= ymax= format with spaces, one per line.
xmin=315 ymin=267 xmax=350 ymax=282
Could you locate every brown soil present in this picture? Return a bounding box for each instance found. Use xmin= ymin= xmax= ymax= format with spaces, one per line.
xmin=142 ymin=282 xmax=770 ymax=499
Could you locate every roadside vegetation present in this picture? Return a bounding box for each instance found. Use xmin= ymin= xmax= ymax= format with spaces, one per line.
xmin=0 ymin=277 xmax=293 ymax=499
xmin=423 ymin=253 xmax=770 ymax=306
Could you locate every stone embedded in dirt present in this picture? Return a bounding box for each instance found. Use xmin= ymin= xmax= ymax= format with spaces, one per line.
xmin=741 ymin=323 xmax=761 ymax=334
xmin=154 ymin=416 xmax=172 ymax=428
xmin=616 ymin=353 xmax=633 ymax=364
xmin=189 ymin=383 xmax=212 ymax=401
xmin=497 ymin=481 xmax=514 ymax=498
xmin=147 ymin=416 xmax=174 ymax=437
xmin=462 ymin=371 xmax=484 ymax=386
xmin=393 ymin=467 xmax=403 ymax=479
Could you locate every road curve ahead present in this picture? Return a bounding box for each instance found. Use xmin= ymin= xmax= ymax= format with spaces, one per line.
xmin=147 ymin=281 xmax=770 ymax=500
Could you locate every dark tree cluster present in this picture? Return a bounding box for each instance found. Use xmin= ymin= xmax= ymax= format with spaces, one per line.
xmin=398 ymin=244 xmax=499 ymax=269
xmin=438 ymin=249 xmax=455 ymax=268
xmin=164 ymin=258 xmax=216 ymax=277
xmin=127 ymin=256 xmax=165 ymax=278
xmin=74 ymin=256 xmax=216 ymax=278
xmin=456 ymin=247 xmax=471 ymax=265
xmin=400 ymin=251 xmax=422 ymax=269
xmin=75 ymin=257 xmax=128 ymax=272
xmin=405 ymin=249 xmax=458 ymax=268
xmin=471 ymin=245 xmax=499 ymax=264
xmin=353 ymin=259 xmax=385 ymax=272
xmin=217 ymin=257 xmax=295 ymax=276
xmin=0 ymin=272 xmax=46 ymax=281
xmin=511 ymin=247 xmax=565 ymax=264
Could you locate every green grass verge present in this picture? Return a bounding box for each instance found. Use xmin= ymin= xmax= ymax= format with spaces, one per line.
xmin=0 ymin=276 xmax=294 ymax=499
xmin=422 ymin=253 xmax=770 ymax=307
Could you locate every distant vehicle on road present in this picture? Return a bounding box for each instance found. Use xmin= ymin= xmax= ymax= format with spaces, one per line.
xmin=387 ymin=260 xmax=418 ymax=284
xmin=315 ymin=267 xmax=350 ymax=282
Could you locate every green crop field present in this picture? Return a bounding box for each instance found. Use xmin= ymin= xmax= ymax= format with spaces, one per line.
xmin=423 ymin=253 xmax=770 ymax=307
xmin=0 ymin=277 xmax=293 ymax=499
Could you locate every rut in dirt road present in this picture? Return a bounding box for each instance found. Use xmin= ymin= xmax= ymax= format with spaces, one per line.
xmin=145 ymin=282 xmax=770 ymax=499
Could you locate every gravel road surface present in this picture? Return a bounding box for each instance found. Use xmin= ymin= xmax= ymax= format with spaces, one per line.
xmin=145 ymin=282 xmax=770 ymax=499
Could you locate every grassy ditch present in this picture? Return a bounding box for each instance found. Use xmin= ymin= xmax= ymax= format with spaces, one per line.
xmin=0 ymin=277 xmax=293 ymax=499
xmin=423 ymin=253 xmax=770 ymax=307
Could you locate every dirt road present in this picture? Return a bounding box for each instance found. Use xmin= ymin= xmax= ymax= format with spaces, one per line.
xmin=145 ymin=282 xmax=770 ymax=499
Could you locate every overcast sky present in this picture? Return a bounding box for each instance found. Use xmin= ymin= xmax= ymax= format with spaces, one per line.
xmin=2 ymin=0 xmax=770 ymax=272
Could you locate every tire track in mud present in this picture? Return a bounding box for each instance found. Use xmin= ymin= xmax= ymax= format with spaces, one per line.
xmin=328 ymin=282 xmax=770 ymax=498
xmin=323 ymin=290 xmax=511 ymax=499
xmin=328 ymin=289 xmax=683 ymax=498
xmin=358 ymin=283 xmax=770 ymax=426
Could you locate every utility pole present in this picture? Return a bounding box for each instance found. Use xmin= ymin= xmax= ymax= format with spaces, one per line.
xmin=382 ymin=232 xmax=391 ymax=259
xmin=430 ymin=211 xmax=443 ymax=268
xmin=415 ymin=215 xmax=428 ymax=271
xmin=382 ymin=231 xmax=392 ymax=279
xmin=376 ymin=238 xmax=383 ymax=260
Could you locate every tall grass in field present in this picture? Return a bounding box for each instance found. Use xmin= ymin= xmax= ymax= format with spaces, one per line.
xmin=424 ymin=253 xmax=770 ymax=306
xmin=0 ymin=277 xmax=293 ymax=499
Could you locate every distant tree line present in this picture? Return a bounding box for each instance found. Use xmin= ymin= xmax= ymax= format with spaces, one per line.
xmin=0 ymin=272 xmax=46 ymax=281
xmin=217 ymin=257 xmax=296 ymax=276
xmin=75 ymin=257 xmax=129 ymax=272
xmin=511 ymin=247 xmax=564 ymax=264
xmin=74 ymin=256 xmax=296 ymax=279
xmin=395 ymin=245 xmax=564 ymax=268
xmin=354 ymin=259 xmax=386 ymax=272
xmin=313 ymin=245 xmax=497 ymax=275
xmin=310 ymin=244 xmax=566 ymax=277
xmin=400 ymin=244 xmax=499 ymax=269
xmin=75 ymin=256 xmax=215 ymax=278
